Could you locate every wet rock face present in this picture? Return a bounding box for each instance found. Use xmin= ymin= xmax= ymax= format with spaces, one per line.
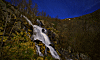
xmin=42 ymin=28 xmax=46 ymax=33
xmin=36 ymin=19 xmax=44 ymax=27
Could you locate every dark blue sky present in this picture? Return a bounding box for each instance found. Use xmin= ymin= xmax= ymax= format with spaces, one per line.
xmin=5 ymin=0 xmax=100 ymax=19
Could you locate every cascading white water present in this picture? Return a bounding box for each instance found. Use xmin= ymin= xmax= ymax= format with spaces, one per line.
xmin=22 ymin=15 xmax=60 ymax=60
xmin=35 ymin=42 xmax=44 ymax=56
xmin=33 ymin=25 xmax=51 ymax=45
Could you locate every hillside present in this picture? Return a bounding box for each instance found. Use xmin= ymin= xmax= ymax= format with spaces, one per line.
xmin=44 ymin=9 xmax=100 ymax=60
xmin=53 ymin=9 xmax=100 ymax=60
xmin=0 ymin=0 xmax=100 ymax=60
xmin=0 ymin=0 xmax=56 ymax=60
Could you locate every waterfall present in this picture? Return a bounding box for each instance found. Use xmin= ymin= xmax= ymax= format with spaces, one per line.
xmin=35 ymin=42 xmax=44 ymax=57
xmin=22 ymin=15 xmax=60 ymax=60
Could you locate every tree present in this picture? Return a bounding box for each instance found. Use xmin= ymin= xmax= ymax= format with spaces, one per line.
xmin=15 ymin=0 xmax=26 ymax=13
xmin=41 ymin=11 xmax=46 ymax=17
xmin=43 ymin=12 xmax=46 ymax=17
xmin=11 ymin=0 xmax=20 ymax=6
xmin=32 ymin=3 xmax=38 ymax=16
xmin=47 ymin=15 xmax=51 ymax=18
xmin=26 ymin=0 xmax=32 ymax=14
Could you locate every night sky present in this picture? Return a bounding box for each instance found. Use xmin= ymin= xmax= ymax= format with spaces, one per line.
xmin=5 ymin=0 xmax=100 ymax=19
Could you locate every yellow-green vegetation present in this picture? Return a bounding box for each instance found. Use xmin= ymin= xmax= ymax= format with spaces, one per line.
xmin=0 ymin=27 xmax=3 ymax=30
xmin=0 ymin=0 xmax=58 ymax=59
xmin=1 ymin=30 xmax=56 ymax=60
xmin=1 ymin=30 xmax=35 ymax=59
xmin=0 ymin=32 xmax=3 ymax=35
xmin=1 ymin=0 xmax=100 ymax=59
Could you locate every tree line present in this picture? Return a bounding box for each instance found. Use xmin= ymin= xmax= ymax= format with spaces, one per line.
xmin=10 ymin=0 xmax=48 ymax=19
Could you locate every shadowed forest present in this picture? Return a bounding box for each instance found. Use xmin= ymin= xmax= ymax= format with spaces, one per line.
xmin=0 ymin=0 xmax=100 ymax=60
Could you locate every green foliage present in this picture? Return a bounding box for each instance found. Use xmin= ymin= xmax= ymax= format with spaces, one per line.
xmin=1 ymin=30 xmax=36 ymax=59
xmin=1 ymin=0 xmax=100 ymax=59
